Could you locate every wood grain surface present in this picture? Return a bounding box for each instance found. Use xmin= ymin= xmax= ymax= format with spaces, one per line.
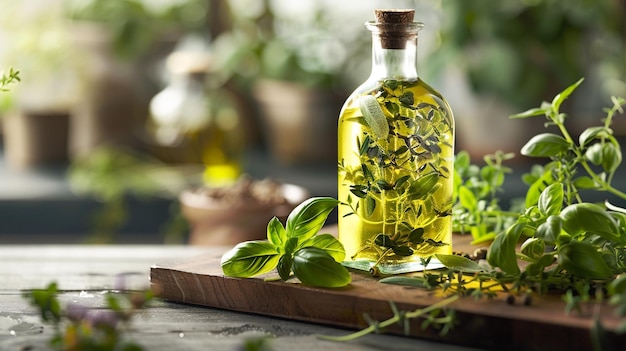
xmin=150 ymin=235 xmax=626 ymax=351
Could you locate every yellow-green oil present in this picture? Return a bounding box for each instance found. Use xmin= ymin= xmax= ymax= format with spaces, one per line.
xmin=338 ymin=78 xmax=454 ymax=267
xmin=196 ymin=107 xmax=244 ymax=186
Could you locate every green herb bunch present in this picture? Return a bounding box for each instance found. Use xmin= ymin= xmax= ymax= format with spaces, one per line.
xmin=23 ymin=282 xmax=155 ymax=351
xmin=424 ymin=79 xmax=626 ymax=329
xmin=452 ymin=149 xmax=519 ymax=244
xmin=221 ymin=197 xmax=351 ymax=288
xmin=486 ymin=78 xmax=626 ymax=284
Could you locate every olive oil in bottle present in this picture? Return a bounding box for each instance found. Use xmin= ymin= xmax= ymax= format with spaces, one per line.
xmin=338 ymin=9 xmax=454 ymax=274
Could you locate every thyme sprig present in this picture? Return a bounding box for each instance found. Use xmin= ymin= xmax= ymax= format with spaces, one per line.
xmin=318 ymin=295 xmax=459 ymax=342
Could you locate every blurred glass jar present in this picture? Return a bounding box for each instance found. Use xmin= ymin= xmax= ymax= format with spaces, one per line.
xmin=148 ymin=49 xmax=244 ymax=185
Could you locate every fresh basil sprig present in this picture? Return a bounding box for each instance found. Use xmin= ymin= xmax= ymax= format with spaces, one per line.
xmin=221 ymin=197 xmax=351 ymax=288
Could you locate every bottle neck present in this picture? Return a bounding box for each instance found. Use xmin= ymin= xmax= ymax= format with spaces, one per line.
xmin=370 ymin=36 xmax=418 ymax=81
xmin=366 ymin=21 xmax=422 ymax=82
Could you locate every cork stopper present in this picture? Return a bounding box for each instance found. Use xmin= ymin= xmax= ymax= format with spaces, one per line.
xmin=374 ymin=9 xmax=414 ymax=24
xmin=371 ymin=9 xmax=419 ymax=49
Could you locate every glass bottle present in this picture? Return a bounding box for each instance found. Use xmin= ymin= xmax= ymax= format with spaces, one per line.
xmin=338 ymin=9 xmax=455 ymax=274
xmin=148 ymin=49 xmax=244 ymax=186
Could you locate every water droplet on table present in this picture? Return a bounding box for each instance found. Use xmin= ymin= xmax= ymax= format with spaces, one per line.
xmin=0 ymin=315 xmax=44 ymax=336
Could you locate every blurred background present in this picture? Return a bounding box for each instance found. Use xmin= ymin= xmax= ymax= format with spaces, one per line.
xmin=0 ymin=0 xmax=624 ymax=244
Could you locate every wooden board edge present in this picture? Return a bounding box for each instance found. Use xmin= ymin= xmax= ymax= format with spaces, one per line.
xmin=150 ymin=265 xmax=626 ymax=350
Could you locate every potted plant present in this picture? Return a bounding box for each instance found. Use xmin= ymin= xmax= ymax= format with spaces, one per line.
xmin=211 ymin=0 xmax=370 ymax=164
xmin=0 ymin=2 xmax=76 ymax=169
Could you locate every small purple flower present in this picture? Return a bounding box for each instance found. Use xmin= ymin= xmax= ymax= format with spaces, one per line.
xmin=86 ymin=310 xmax=120 ymax=329
xmin=65 ymin=303 xmax=89 ymax=322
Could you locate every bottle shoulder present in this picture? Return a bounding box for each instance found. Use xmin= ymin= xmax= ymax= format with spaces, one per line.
xmin=342 ymin=78 xmax=453 ymax=113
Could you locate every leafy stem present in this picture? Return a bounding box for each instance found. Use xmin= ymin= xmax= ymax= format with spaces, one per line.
xmin=23 ymin=281 xmax=155 ymax=351
xmin=0 ymin=67 xmax=20 ymax=91
xmin=318 ymin=295 xmax=459 ymax=342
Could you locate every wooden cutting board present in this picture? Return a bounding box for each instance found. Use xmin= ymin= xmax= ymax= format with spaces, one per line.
xmin=150 ymin=234 xmax=626 ymax=351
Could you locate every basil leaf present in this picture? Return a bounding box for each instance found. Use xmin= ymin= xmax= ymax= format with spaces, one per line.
xmin=551 ymin=78 xmax=584 ymax=112
xmin=509 ymin=107 xmax=550 ymax=119
xmin=557 ymin=240 xmax=613 ymax=279
xmin=520 ymin=237 xmax=546 ymax=260
xmin=579 ymin=126 xmax=610 ymax=147
xmin=573 ymin=176 xmax=598 ymax=190
xmin=560 ymin=203 xmax=620 ymax=241
xmin=585 ymin=143 xmax=604 ymax=165
xmin=436 ymin=254 xmax=484 ymax=273
xmin=221 ymin=241 xmax=280 ymax=278
xmin=267 ymin=216 xmax=287 ymax=248
xmin=284 ymin=237 xmax=298 ymax=255
xmin=286 ymin=197 xmax=339 ymax=242
xmin=601 ymin=143 xmax=621 ymax=173
xmin=521 ymin=133 xmax=570 ymax=157
xmin=524 ymin=254 xmax=556 ymax=276
xmin=300 ymin=233 xmax=346 ymax=262
xmin=535 ymin=215 xmax=562 ymax=244
xmin=487 ymin=223 xmax=524 ymax=274
xmin=525 ymin=170 xmax=554 ymax=208
xmin=292 ymin=247 xmax=351 ymax=288
xmin=277 ymin=254 xmax=293 ymax=281
xmin=608 ymin=274 xmax=626 ymax=295
xmin=538 ymin=183 xmax=563 ymax=217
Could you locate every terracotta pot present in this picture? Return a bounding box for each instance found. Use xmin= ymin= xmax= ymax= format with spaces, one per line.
xmin=180 ymin=183 xmax=309 ymax=246
xmin=252 ymin=79 xmax=343 ymax=165
xmin=3 ymin=110 xmax=70 ymax=169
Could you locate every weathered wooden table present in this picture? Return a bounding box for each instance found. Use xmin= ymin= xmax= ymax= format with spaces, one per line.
xmin=0 ymin=245 xmax=480 ymax=351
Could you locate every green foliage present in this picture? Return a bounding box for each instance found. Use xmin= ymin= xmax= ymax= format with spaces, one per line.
xmin=64 ymin=0 xmax=208 ymax=59
xmin=0 ymin=68 xmax=20 ymax=92
xmin=434 ymin=1 xmax=625 ymax=110
xmin=318 ymin=296 xmax=458 ymax=342
xmin=221 ymin=197 xmax=351 ymax=288
xmin=24 ymin=282 xmax=155 ymax=351
xmin=452 ymin=150 xmax=517 ymax=244
xmin=487 ymin=79 xmax=626 ymax=281
xmin=68 ymin=146 xmax=189 ymax=242
xmin=381 ymin=79 xmax=626 ymax=342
